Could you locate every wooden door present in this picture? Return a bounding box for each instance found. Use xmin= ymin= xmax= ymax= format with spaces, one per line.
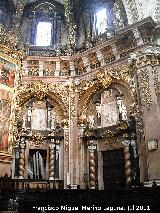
xmin=102 ymin=149 xmax=126 ymax=190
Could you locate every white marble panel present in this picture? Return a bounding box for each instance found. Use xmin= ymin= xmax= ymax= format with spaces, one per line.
xmin=101 ymin=100 xmax=118 ymax=127
xmin=31 ymin=108 xmax=47 ymax=130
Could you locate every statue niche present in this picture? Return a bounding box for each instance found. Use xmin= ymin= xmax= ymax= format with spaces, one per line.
xmin=22 ymin=98 xmax=63 ymax=131
xmin=86 ymin=88 xmax=128 ymax=128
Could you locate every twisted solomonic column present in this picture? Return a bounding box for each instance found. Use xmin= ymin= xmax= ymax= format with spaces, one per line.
xmin=89 ymin=149 xmax=96 ymax=189
xmin=19 ymin=140 xmax=26 ymax=179
xmin=124 ymin=147 xmax=132 ymax=187
xmin=49 ymin=144 xmax=55 ymax=180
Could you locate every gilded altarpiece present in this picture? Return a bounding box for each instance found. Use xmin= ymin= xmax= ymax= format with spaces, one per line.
xmin=0 ymin=52 xmax=17 ymax=152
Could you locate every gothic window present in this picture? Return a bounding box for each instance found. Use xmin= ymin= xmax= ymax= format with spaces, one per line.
xmin=36 ymin=22 xmax=52 ymax=46
xmin=96 ymin=8 xmax=107 ymax=34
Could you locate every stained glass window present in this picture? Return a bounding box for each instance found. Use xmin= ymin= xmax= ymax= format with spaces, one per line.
xmin=36 ymin=22 xmax=52 ymax=46
xmin=96 ymin=8 xmax=107 ymax=34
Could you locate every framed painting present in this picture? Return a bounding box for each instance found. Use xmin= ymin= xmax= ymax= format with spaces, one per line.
xmin=0 ymin=47 xmax=19 ymax=152
xmin=0 ymin=57 xmax=16 ymax=87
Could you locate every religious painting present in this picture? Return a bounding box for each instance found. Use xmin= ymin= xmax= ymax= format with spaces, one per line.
xmin=0 ymin=88 xmax=13 ymax=118
xmin=0 ymin=120 xmax=9 ymax=151
xmin=0 ymin=57 xmax=16 ymax=87
xmin=0 ymin=86 xmax=13 ymax=151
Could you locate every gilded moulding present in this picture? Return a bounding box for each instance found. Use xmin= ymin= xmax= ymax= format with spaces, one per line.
xmin=140 ymin=68 xmax=152 ymax=109
xmin=0 ymin=45 xmax=21 ymax=65
xmin=79 ymin=64 xmax=131 ymax=115
xmin=16 ymin=81 xmax=69 ymax=110
xmin=152 ymin=67 xmax=160 ymax=101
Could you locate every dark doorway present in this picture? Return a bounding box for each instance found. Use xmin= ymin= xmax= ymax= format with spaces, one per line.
xmin=102 ymin=149 xmax=126 ymax=190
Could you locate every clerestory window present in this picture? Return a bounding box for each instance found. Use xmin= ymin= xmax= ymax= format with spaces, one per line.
xmin=36 ymin=22 xmax=52 ymax=46
xmin=96 ymin=8 xmax=107 ymax=35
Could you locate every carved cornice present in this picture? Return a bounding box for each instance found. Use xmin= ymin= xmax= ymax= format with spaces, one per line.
xmin=0 ymin=44 xmax=21 ymax=64
xmin=129 ymin=45 xmax=160 ymax=69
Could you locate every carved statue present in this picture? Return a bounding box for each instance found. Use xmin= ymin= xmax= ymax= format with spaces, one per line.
xmin=117 ymin=97 xmax=128 ymax=120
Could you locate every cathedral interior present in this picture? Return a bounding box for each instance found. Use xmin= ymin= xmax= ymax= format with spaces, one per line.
xmin=0 ymin=0 xmax=160 ymax=211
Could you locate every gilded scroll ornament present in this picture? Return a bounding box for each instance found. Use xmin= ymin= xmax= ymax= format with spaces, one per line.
xmin=140 ymin=68 xmax=152 ymax=109
xmin=16 ymin=81 xmax=69 ymax=109
xmin=125 ymin=0 xmax=139 ymax=23
xmin=152 ymin=67 xmax=160 ymax=101
xmin=32 ymin=133 xmax=44 ymax=147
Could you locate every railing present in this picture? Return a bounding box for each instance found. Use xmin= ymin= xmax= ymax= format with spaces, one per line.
xmin=13 ymin=179 xmax=64 ymax=190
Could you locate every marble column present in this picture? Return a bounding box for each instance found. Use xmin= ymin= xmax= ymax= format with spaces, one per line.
xmin=89 ymin=148 xmax=96 ymax=189
xmin=111 ymin=43 xmax=120 ymax=60
xmin=55 ymin=61 xmax=61 ymax=76
xmin=132 ymin=27 xmax=144 ymax=46
xmin=82 ymin=56 xmax=91 ymax=72
xmin=39 ymin=61 xmax=44 ymax=77
xmin=19 ymin=140 xmax=26 ymax=179
xmin=69 ymin=61 xmax=75 ymax=76
xmin=88 ymin=142 xmax=97 ymax=189
xmin=63 ymin=127 xmax=69 ymax=188
xmin=49 ymin=143 xmax=55 ymax=180
xmin=78 ymin=127 xmax=85 ymax=188
xmin=96 ymin=50 xmax=106 ymax=67
xmin=124 ymin=146 xmax=132 ymax=187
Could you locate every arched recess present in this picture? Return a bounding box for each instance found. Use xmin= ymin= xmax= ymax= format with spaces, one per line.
xmin=79 ymin=77 xmax=135 ymax=121
xmin=16 ymin=90 xmax=68 ymax=119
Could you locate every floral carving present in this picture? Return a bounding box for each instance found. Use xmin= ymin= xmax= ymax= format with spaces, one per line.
xmin=140 ymin=68 xmax=152 ymax=109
